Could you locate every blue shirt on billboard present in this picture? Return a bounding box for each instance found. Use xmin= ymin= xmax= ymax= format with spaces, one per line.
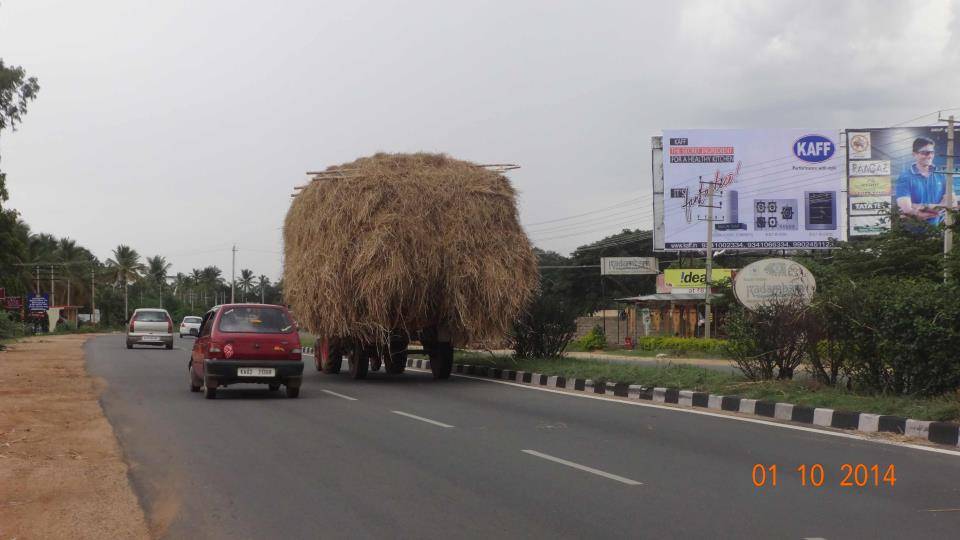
xmin=895 ymin=163 xmax=946 ymax=225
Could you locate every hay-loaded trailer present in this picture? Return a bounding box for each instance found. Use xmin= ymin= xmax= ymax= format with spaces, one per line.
xmin=283 ymin=153 xmax=538 ymax=381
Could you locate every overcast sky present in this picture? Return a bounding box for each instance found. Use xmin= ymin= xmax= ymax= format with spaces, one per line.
xmin=2 ymin=0 xmax=958 ymax=280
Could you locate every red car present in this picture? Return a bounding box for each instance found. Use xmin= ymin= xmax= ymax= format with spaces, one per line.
xmin=189 ymin=304 xmax=304 ymax=399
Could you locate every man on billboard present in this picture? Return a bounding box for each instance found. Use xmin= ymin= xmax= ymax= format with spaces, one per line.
xmin=895 ymin=137 xmax=950 ymax=225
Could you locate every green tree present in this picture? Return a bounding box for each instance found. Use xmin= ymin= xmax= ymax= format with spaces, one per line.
xmin=257 ymin=274 xmax=270 ymax=304
xmin=0 ymin=58 xmax=40 ymax=203
xmin=106 ymin=245 xmax=144 ymax=319
xmin=238 ymin=269 xmax=254 ymax=301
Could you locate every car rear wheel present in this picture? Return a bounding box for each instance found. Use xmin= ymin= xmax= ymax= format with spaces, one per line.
xmin=189 ymin=366 xmax=202 ymax=393
xmin=204 ymin=385 xmax=216 ymax=399
xmin=286 ymin=386 xmax=300 ymax=398
xmin=126 ymin=341 xmax=133 ymax=350
xmin=165 ymin=342 xmax=173 ymax=350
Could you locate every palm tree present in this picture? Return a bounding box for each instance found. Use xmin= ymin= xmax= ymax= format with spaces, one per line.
xmin=191 ymin=268 xmax=204 ymax=305
xmin=258 ymin=275 xmax=270 ymax=304
xmin=145 ymin=255 xmax=172 ymax=305
xmin=238 ymin=269 xmax=254 ymax=301
xmin=200 ymin=266 xmax=223 ymax=307
xmin=106 ymin=245 xmax=144 ymax=320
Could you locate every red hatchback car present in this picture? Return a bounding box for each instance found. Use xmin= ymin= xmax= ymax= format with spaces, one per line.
xmin=189 ymin=304 xmax=304 ymax=399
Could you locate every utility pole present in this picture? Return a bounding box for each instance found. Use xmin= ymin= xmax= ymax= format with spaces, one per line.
xmin=91 ymin=268 xmax=96 ymax=326
xmin=35 ymin=265 xmax=40 ymax=293
xmin=50 ymin=265 xmax=55 ymax=307
xmin=704 ymin=180 xmax=716 ymax=339
xmin=942 ymin=114 xmax=956 ymax=282
xmin=231 ymin=244 xmax=237 ymax=303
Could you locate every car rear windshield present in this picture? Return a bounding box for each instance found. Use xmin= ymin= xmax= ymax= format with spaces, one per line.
xmin=183 ymin=317 xmax=202 ymax=324
xmin=217 ymin=307 xmax=293 ymax=334
xmin=134 ymin=311 xmax=169 ymax=322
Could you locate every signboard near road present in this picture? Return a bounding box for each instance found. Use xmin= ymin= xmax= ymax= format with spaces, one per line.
xmin=27 ymin=293 xmax=50 ymax=312
xmin=4 ymin=297 xmax=22 ymax=310
xmin=846 ymin=126 xmax=960 ymax=236
xmin=658 ymin=129 xmax=843 ymax=250
xmin=733 ymin=258 xmax=816 ymax=311
xmin=600 ymin=257 xmax=658 ymax=275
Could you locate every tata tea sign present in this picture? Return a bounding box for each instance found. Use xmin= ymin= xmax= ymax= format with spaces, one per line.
xmin=659 ymin=129 xmax=843 ymax=250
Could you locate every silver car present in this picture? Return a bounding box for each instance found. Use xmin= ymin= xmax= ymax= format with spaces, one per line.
xmin=179 ymin=315 xmax=202 ymax=338
xmin=126 ymin=308 xmax=174 ymax=350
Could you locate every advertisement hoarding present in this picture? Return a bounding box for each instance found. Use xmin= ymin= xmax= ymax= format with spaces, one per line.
xmin=846 ymin=126 xmax=960 ymax=236
xmin=4 ymin=297 xmax=22 ymax=310
xmin=659 ymin=129 xmax=843 ymax=250
xmin=600 ymin=257 xmax=659 ymax=275
xmin=733 ymin=258 xmax=816 ymax=311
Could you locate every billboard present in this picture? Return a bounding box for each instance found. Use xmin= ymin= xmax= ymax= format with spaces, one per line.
xmin=600 ymin=257 xmax=658 ymax=275
xmin=846 ymin=127 xmax=960 ymax=236
xmin=658 ymin=129 xmax=843 ymax=250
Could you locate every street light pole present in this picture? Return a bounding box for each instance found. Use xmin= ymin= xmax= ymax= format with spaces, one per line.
xmin=231 ymin=245 xmax=237 ymax=304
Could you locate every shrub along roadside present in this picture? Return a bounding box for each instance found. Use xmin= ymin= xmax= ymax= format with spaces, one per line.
xmin=450 ymin=352 xmax=960 ymax=422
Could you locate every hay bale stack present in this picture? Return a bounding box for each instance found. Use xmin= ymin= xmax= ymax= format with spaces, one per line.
xmin=283 ymin=152 xmax=538 ymax=345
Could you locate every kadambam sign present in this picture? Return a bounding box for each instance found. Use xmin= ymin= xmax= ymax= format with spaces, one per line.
xmin=732 ymin=258 xmax=816 ymax=311
xmin=600 ymin=257 xmax=658 ymax=275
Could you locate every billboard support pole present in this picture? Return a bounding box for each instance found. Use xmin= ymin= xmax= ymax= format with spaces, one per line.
xmin=943 ymin=114 xmax=956 ymax=282
xmin=703 ymin=178 xmax=716 ymax=340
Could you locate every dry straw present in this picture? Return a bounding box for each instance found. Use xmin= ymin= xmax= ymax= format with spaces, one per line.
xmin=283 ymin=152 xmax=539 ymax=345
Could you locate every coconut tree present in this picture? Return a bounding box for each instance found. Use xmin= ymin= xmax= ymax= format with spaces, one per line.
xmin=145 ymin=255 xmax=172 ymax=304
xmin=238 ymin=269 xmax=254 ymax=301
xmin=56 ymin=237 xmax=94 ymax=306
xmin=105 ymin=245 xmax=144 ymax=320
xmin=200 ymin=266 xmax=223 ymax=307
xmin=258 ymin=274 xmax=270 ymax=304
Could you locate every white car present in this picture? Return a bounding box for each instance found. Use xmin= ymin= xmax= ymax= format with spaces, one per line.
xmin=179 ymin=316 xmax=202 ymax=337
xmin=126 ymin=308 xmax=174 ymax=349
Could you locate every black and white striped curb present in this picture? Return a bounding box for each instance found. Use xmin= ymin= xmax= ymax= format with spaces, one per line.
xmin=439 ymin=362 xmax=960 ymax=449
xmin=303 ymin=346 xmax=316 ymax=355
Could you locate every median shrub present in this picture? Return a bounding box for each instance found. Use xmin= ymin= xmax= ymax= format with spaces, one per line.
xmin=573 ymin=325 xmax=606 ymax=351
xmin=633 ymin=336 xmax=728 ymax=356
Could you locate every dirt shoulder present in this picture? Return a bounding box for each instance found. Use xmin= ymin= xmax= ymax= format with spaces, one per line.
xmin=0 ymin=334 xmax=150 ymax=540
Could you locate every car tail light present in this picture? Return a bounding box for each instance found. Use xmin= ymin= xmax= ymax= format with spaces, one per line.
xmin=208 ymin=342 xmax=224 ymax=359
xmin=290 ymin=348 xmax=302 ymax=361
xmin=129 ymin=319 xmax=135 ymax=333
xmin=167 ymin=318 xmax=173 ymax=333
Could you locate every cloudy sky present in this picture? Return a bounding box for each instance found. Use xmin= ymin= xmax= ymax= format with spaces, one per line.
xmin=1 ymin=0 xmax=958 ymax=280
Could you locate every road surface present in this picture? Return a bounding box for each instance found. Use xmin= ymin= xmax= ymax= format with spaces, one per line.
xmin=86 ymin=335 xmax=960 ymax=539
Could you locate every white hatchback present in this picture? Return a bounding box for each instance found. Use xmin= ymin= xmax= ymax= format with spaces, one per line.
xmin=179 ymin=316 xmax=202 ymax=337
xmin=126 ymin=308 xmax=174 ymax=350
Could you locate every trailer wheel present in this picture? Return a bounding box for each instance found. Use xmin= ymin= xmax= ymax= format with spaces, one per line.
xmin=348 ymin=346 xmax=369 ymax=379
xmin=369 ymin=356 xmax=382 ymax=373
xmin=429 ymin=342 xmax=453 ymax=380
xmin=321 ymin=340 xmax=343 ymax=374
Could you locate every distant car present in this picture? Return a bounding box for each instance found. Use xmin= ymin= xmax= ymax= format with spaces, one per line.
xmin=189 ymin=304 xmax=303 ymax=399
xmin=126 ymin=308 xmax=174 ymax=350
xmin=179 ymin=316 xmax=202 ymax=337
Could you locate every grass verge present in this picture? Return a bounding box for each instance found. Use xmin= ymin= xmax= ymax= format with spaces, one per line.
xmin=453 ymin=352 xmax=960 ymax=422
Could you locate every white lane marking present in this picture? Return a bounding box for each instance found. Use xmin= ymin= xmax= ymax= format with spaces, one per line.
xmin=391 ymin=410 xmax=454 ymax=428
xmin=405 ymin=369 xmax=960 ymax=458
xmin=321 ymin=389 xmax=358 ymax=401
xmin=522 ymin=449 xmax=642 ymax=486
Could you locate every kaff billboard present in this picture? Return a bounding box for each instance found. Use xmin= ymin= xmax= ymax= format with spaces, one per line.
xmin=845 ymin=126 xmax=960 ymax=236
xmin=656 ymin=129 xmax=843 ymax=250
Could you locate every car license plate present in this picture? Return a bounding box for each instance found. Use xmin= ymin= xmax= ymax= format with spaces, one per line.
xmin=238 ymin=367 xmax=275 ymax=377
xmin=142 ymin=336 xmax=160 ymax=341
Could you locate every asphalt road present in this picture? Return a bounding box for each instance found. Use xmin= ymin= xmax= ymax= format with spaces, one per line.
xmin=86 ymin=335 xmax=960 ymax=539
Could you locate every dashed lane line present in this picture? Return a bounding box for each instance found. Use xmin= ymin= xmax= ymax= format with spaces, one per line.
xmin=321 ymin=389 xmax=358 ymax=401
xmin=521 ymin=449 xmax=642 ymax=486
xmin=391 ymin=410 xmax=454 ymax=428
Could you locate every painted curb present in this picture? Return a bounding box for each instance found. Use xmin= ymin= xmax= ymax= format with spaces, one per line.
xmin=444 ymin=362 xmax=960 ymax=449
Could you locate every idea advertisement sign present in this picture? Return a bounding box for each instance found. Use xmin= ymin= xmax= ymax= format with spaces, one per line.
xmin=846 ymin=126 xmax=960 ymax=236
xmin=658 ymin=268 xmax=734 ymax=294
xmin=656 ymin=129 xmax=843 ymax=250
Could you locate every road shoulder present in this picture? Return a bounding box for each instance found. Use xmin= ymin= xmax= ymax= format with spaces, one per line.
xmin=0 ymin=334 xmax=150 ymax=539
